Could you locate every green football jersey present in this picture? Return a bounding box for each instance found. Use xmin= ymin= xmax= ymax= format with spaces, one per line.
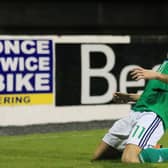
xmin=132 ymin=60 xmax=168 ymax=129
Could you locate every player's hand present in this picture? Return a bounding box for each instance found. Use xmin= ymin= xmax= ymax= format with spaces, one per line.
xmin=131 ymin=67 xmax=160 ymax=81
xmin=112 ymin=92 xmax=130 ymax=104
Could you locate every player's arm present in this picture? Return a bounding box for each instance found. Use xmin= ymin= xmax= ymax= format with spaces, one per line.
xmin=156 ymin=73 xmax=168 ymax=83
xmin=131 ymin=67 xmax=168 ymax=83
xmin=112 ymin=92 xmax=140 ymax=104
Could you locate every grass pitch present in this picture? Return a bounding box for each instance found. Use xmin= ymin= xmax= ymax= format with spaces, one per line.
xmin=0 ymin=129 xmax=167 ymax=168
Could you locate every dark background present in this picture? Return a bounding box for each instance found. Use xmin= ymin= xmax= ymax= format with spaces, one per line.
xmin=0 ymin=1 xmax=168 ymax=35
xmin=1 ymin=1 xmax=168 ymax=106
xmin=56 ymin=43 xmax=168 ymax=106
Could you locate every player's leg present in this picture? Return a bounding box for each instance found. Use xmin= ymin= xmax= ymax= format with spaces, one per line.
xmin=139 ymin=147 xmax=168 ymax=163
xmin=121 ymin=143 xmax=163 ymax=163
xmin=91 ymin=141 xmax=122 ymax=161
xmin=121 ymin=112 xmax=164 ymax=163
xmin=121 ymin=144 xmax=141 ymax=163
xmin=91 ymin=112 xmax=135 ymax=161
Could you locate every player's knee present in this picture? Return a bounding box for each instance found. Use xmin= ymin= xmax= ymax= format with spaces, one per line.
xmin=121 ymin=154 xmax=139 ymax=163
xmin=91 ymin=152 xmax=101 ymax=161
xmin=121 ymin=144 xmax=141 ymax=163
xmin=91 ymin=141 xmax=109 ymax=161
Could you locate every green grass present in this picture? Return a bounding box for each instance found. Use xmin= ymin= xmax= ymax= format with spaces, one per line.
xmin=0 ymin=129 xmax=167 ymax=168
